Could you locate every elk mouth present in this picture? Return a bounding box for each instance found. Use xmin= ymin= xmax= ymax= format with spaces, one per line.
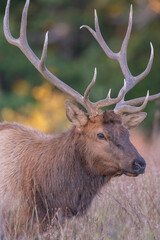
xmin=122 ymin=171 xmax=139 ymax=177
xmin=122 ymin=169 xmax=146 ymax=177
xmin=109 ymin=170 xmax=143 ymax=178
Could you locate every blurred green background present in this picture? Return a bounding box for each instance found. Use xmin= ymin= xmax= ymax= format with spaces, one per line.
xmin=0 ymin=0 xmax=160 ymax=133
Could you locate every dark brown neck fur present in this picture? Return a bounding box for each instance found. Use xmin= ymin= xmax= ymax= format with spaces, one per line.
xmin=20 ymin=127 xmax=108 ymax=225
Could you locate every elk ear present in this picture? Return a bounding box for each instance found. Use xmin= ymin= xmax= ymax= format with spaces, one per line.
xmin=65 ymin=100 xmax=88 ymax=127
xmin=122 ymin=112 xmax=147 ymax=130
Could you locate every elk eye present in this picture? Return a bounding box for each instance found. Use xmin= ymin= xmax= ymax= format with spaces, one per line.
xmin=97 ymin=133 xmax=106 ymax=140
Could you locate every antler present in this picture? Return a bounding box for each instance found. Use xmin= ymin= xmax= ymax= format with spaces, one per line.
xmin=3 ymin=0 xmax=127 ymax=117
xmin=81 ymin=5 xmax=160 ymax=114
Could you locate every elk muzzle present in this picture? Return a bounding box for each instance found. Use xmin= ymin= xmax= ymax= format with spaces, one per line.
xmin=132 ymin=157 xmax=146 ymax=174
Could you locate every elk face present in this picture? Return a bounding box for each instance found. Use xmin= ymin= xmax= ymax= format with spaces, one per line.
xmin=66 ymin=101 xmax=146 ymax=178
xmin=86 ymin=111 xmax=146 ymax=177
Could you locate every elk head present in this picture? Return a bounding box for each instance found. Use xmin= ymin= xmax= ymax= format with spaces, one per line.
xmin=65 ymin=101 xmax=146 ymax=178
xmin=3 ymin=1 xmax=160 ymax=178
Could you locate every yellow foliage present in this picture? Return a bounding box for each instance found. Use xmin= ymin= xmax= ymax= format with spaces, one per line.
xmin=1 ymin=84 xmax=72 ymax=133
xmin=1 ymin=108 xmax=16 ymax=122
xmin=12 ymin=79 xmax=30 ymax=96
xmin=32 ymin=83 xmax=53 ymax=101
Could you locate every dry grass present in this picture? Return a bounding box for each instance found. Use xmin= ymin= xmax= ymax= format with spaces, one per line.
xmin=2 ymin=130 xmax=160 ymax=240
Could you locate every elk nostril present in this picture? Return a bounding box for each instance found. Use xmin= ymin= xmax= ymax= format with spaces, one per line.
xmin=133 ymin=158 xmax=146 ymax=174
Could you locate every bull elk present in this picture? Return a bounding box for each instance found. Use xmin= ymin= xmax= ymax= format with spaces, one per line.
xmin=1 ymin=0 xmax=160 ymax=239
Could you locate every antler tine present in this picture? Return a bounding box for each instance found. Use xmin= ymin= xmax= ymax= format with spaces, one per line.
xmin=120 ymin=5 xmax=132 ymax=57
xmin=115 ymin=90 xmax=149 ymax=114
xmin=83 ymin=68 xmax=99 ymax=116
xmin=124 ymin=92 xmax=160 ymax=106
xmin=92 ymin=79 xmax=126 ymax=111
xmin=118 ymin=41 xmax=154 ymax=93
xmin=20 ymin=0 xmax=29 ymax=42
xmin=133 ymin=42 xmax=154 ymax=85
xmin=40 ymin=31 xmax=48 ymax=70
xmin=80 ymin=10 xmax=117 ymax=60
xmin=84 ymin=68 xmax=97 ymax=102
xmin=117 ymin=5 xmax=133 ymax=85
xmin=3 ymin=0 xmax=17 ymax=46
